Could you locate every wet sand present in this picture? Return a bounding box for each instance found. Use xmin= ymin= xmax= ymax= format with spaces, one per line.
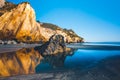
xmin=1 ymin=44 xmax=120 ymax=53
xmin=0 ymin=44 xmax=42 ymax=53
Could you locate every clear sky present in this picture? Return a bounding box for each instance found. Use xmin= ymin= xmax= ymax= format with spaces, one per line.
xmin=7 ymin=0 xmax=120 ymax=42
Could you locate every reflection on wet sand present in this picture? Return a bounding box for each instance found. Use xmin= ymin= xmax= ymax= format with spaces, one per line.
xmin=0 ymin=48 xmax=43 ymax=77
xmin=0 ymin=35 xmax=76 ymax=77
xmin=0 ymin=47 xmax=75 ymax=77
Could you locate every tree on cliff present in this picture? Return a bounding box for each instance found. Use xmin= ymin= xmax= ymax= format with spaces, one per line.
xmin=0 ymin=0 xmax=5 ymax=8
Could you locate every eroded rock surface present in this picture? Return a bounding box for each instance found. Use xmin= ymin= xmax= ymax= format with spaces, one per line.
xmin=0 ymin=0 xmax=5 ymax=8
xmin=0 ymin=1 xmax=83 ymax=43
xmin=0 ymin=2 xmax=46 ymax=43
xmin=35 ymin=34 xmax=74 ymax=56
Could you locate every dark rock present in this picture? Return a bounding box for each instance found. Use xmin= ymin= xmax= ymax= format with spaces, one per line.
xmin=35 ymin=34 xmax=66 ymax=56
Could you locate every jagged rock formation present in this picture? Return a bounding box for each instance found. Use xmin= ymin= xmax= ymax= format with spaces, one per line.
xmin=0 ymin=2 xmax=46 ymax=43
xmin=35 ymin=34 xmax=76 ymax=68
xmin=35 ymin=34 xmax=73 ymax=56
xmin=0 ymin=2 xmax=16 ymax=16
xmin=0 ymin=2 xmax=83 ymax=43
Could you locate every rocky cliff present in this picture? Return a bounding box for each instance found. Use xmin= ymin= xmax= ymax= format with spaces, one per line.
xmin=0 ymin=2 xmax=83 ymax=43
xmin=0 ymin=2 xmax=46 ymax=43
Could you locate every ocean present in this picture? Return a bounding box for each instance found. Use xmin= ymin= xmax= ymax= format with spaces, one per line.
xmin=36 ymin=42 xmax=120 ymax=72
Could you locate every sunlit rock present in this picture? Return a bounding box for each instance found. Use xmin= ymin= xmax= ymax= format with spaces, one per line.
xmin=0 ymin=2 xmax=83 ymax=43
xmin=0 ymin=0 xmax=5 ymax=8
xmin=0 ymin=2 xmax=46 ymax=43
xmin=38 ymin=22 xmax=84 ymax=43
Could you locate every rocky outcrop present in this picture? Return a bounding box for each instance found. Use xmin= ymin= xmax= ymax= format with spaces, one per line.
xmin=0 ymin=1 xmax=83 ymax=43
xmin=35 ymin=34 xmax=73 ymax=56
xmin=0 ymin=2 xmax=17 ymax=16
xmin=0 ymin=2 xmax=46 ymax=43
xmin=35 ymin=34 xmax=76 ymax=68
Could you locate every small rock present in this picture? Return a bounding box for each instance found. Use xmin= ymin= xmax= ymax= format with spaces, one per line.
xmin=0 ymin=40 xmax=4 ymax=44
xmin=7 ymin=40 xmax=17 ymax=44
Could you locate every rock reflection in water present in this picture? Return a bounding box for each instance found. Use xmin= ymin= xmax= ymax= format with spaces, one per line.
xmin=0 ymin=35 xmax=76 ymax=77
xmin=0 ymin=47 xmax=75 ymax=77
xmin=0 ymin=48 xmax=43 ymax=77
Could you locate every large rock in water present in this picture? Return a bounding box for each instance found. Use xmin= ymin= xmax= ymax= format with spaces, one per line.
xmin=35 ymin=34 xmax=73 ymax=56
xmin=0 ymin=2 xmax=83 ymax=43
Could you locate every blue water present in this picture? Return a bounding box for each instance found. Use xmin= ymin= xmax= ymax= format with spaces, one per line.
xmin=65 ymin=49 xmax=120 ymax=69
xmin=36 ymin=42 xmax=120 ymax=73
xmin=80 ymin=42 xmax=120 ymax=46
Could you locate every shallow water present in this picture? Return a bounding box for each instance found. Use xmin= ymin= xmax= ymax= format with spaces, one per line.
xmin=36 ymin=49 xmax=120 ymax=73
xmin=35 ymin=42 xmax=120 ymax=80
xmin=0 ymin=42 xmax=120 ymax=80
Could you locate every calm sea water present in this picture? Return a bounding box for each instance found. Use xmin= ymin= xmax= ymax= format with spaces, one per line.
xmin=1 ymin=42 xmax=120 ymax=79
xmin=36 ymin=42 xmax=120 ymax=73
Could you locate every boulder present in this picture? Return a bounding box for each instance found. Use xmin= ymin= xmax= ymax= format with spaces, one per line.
xmin=0 ymin=40 xmax=4 ymax=44
xmin=35 ymin=34 xmax=66 ymax=56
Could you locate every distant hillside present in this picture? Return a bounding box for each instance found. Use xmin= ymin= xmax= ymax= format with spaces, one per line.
xmin=39 ymin=22 xmax=84 ymax=43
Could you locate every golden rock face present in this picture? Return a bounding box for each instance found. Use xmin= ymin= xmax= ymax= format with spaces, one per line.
xmin=0 ymin=2 xmax=83 ymax=43
xmin=0 ymin=2 xmax=46 ymax=42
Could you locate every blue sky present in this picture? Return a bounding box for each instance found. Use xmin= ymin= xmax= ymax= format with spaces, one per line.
xmin=7 ymin=0 xmax=120 ymax=42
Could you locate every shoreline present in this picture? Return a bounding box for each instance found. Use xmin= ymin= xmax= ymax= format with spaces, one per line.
xmin=0 ymin=44 xmax=42 ymax=53
xmin=0 ymin=43 xmax=120 ymax=53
